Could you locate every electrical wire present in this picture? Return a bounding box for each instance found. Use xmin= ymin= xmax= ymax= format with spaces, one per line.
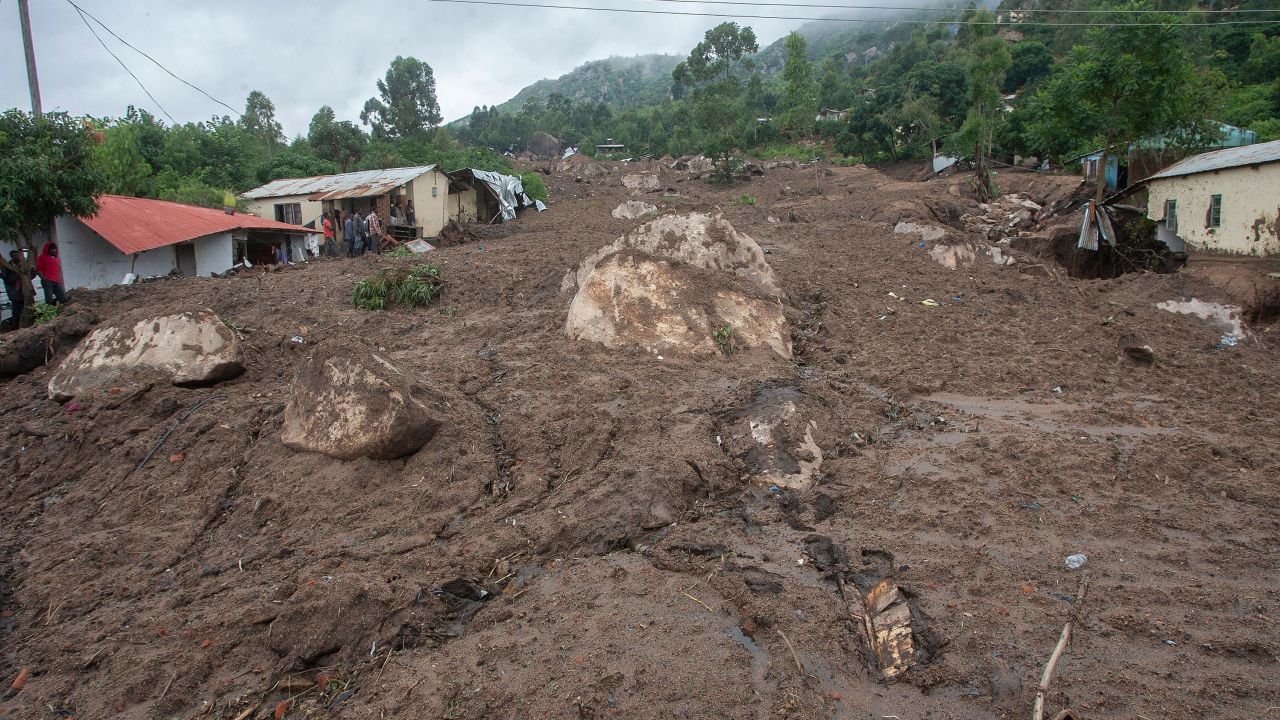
xmin=71 ymin=3 xmax=176 ymax=122
xmin=424 ymin=0 xmax=1280 ymax=24
xmin=651 ymin=0 xmax=1280 ymax=13
xmin=65 ymin=0 xmax=241 ymax=117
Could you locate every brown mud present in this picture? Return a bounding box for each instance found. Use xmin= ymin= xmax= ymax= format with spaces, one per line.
xmin=2 ymin=161 xmax=1278 ymax=719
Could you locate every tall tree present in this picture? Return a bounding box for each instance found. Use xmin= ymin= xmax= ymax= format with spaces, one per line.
xmin=1028 ymin=8 xmax=1204 ymax=202
xmin=361 ymin=57 xmax=443 ymax=140
xmin=308 ymin=106 xmax=368 ymax=171
xmin=781 ymin=32 xmax=818 ymax=135
xmin=951 ymin=32 xmax=1011 ymax=200
xmin=239 ymin=90 xmax=285 ymax=154
xmin=94 ymin=122 xmax=153 ymax=196
xmin=671 ymin=22 xmax=758 ymax=157
xmin=0 ymin=110 xmax=107 ymax=325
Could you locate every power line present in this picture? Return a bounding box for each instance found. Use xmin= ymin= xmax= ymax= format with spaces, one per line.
xmin=424 ymin=0 xmax=1280 ymax=24
xmin=71 ymin=3 xmax=176 ymax=122
xmin=65 ymin=0 xmax=241 ymax=118
xmin=650 ymin=0 xmax=1279 ymax=14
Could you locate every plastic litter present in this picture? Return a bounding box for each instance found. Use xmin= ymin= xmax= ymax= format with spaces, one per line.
xmin=921 ymin=299 xmax=939 ymax=307
xmin=1064 ymin=553 xmax=1088 ymax=570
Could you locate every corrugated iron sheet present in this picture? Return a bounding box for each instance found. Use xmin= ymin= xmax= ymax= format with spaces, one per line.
xmin=240 ymin=166 xmax=436 ymax=200
xmin=1145 ymin=139 xmax=1280 ymax=182
xmin=78 ymin=195 xmax=310 ymax=255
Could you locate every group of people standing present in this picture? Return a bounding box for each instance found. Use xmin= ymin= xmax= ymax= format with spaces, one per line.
xmin=318 ymin=199 xmax=416 ymax=259
xmin=2 ymin=242 xmax=68 ymax=329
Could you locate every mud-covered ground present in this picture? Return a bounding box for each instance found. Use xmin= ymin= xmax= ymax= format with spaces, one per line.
xmin=2 ymin=160 xmax=1278 ymax=720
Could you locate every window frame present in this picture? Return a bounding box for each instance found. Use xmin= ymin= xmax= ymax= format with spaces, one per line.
xmin=1207 ymin=194 xmax=1222 ymax=229
xmin=1164 ymin=199 xmax=1177 ymax=233
xmin=274 ymin=202 xmax=302 ymax=225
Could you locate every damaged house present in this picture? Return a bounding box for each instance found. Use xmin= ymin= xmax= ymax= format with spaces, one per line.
xmin=1140 ymin=139 xmax=1280 ymax=256
xmin=446 ymin=169 xmax=546 ymax=225
xmin=3 ymin=195 xmax=309 ymax=291
xmin=240 ymin=166 xmax=451 ymax=245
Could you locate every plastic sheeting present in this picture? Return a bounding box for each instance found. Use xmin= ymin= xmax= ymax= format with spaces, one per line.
xmin=467 ymin=169 xmax=547 ymax=223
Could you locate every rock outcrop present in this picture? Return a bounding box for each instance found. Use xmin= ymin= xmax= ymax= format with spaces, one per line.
xmin=566 ymin=212 xmax=790 ymax=358
xmin=281 ymin=347 xmax=439 ymax=460
xmin=611 ymin=200 xmax=658 ymax=220
xmin=47 ymin=309 xmax=243 ymax=400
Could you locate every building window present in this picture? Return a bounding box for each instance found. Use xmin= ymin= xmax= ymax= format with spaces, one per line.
xmin=274 ymin=202 xmax=302 ymax=225
xmin=1207 ymin=194 xmax=1222 ymax=228
xmin=1164 ymin=199 xmax=1177 ymax=233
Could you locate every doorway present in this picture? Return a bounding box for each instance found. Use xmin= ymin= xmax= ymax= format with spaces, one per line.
xmin=175 ymin=243 xmax=197 ymax=277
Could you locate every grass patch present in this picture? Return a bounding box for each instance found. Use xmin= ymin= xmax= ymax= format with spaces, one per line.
xmin=389 ymin=245 xmax=415 ymax=258
xmin=519 ymin=172 xmax=549 ymax=201
xmin=354 ymin=263 xmax=444 ymax=311
xmin=713 ymin=323 xmax=735 ymax=357
xmin=757 ymin=143 xmax=823 ymax=163
xmin=732 ymin=194 xmax=756 ymax=206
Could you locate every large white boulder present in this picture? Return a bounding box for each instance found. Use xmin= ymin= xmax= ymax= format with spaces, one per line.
xmin=281 ymin=348 xmax=439 ymax=461
xmin=566 ymin=213 xmax=790 ymax=358
xmin=47 ymin=309 xmax=243 ymax=400
xmin=611 ymin=200 xmax=658 ymax=220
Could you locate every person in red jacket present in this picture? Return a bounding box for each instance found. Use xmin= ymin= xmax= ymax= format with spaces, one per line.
xmin=34 ymin=241 xmax=69 ymax=306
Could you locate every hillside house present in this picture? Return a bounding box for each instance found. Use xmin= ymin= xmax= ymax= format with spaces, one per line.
xmin=1 ymin=195 xmax=308 ymax=294
xmin=596 ymin=139 xmax=626 ymax=155
xmin=240 ymin=166 xmax=450 ymax=244
xmin=1141 ymin=139 xmax=1280 ymax=256
xmin=815 ymin=109 xmax=849 ymax=123
xmin=1076 ymin=123 xmax=1258 ymax=193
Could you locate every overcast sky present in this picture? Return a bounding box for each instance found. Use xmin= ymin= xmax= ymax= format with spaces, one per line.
xmin=0 ymin=0 xmax=822 ymax=136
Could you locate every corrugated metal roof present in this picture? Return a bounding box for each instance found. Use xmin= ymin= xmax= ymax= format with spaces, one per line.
xmin=1145 ymin=139 xmax=1280 ymax=182
xmin=239 ymin=166 xmax=436 ymax=201
xmin=78 ymin=195 xmax=309 ymax=255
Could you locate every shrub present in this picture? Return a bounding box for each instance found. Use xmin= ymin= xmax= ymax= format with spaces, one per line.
xmin=32 ymin=302 xmax=60 ymax=325
xmin=519 ymin=172 xmax=549 ymax=201
xmin=352 ymin=263 xmax=445 ymax=311
xmin=732 ymin=194 xmax=756 ymax=206
xmin=713 ymin=323 xmax=735 ymax=357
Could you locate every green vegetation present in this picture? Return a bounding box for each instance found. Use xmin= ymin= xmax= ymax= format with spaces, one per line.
xmin=32 ymin=303 xmax=61 ymax=325
xmin=713 ymin=324 xmax=735 ymax=357
xmin=732 ymin=194 xmax=757 ymax=206
xmin=353 ymin=263 xmax=444 ymax=311
xmin=519 ymin=172 xmax=549 ymax=201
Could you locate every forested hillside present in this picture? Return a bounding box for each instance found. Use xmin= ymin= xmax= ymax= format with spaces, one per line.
xmin=48 ymin=0 xmax=1280 ymax=210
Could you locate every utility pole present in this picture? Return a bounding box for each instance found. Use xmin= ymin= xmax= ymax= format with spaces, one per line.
xmin=18 ymin=0 xmax=43 ymax=116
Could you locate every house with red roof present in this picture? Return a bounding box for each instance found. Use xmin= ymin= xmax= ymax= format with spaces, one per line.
xmin=9 ymin=195 xmax=313 ymax=291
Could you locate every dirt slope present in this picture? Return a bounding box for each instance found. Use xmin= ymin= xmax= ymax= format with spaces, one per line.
xmin=2 ymin=161 xmax=1277 ymax=720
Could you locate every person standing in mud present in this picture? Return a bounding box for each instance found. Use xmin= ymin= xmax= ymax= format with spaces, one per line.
xmin=344 ymin=211 xmax=357 ymax=257
xmin=322 ymin=212 xmax=335 ymax=257
xmin=34 ymin=241 xmax=68 ymax=305
xmin=2 ymin=250 xmax=30 ymax=329
xmin=365 ymin=207 xmax=382 ymax=255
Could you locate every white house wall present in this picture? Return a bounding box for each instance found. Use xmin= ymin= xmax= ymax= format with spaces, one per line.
xmin=411 ymin=169 xmax=450 ymax=237
xmin=193 ymin=233 xmax=235 ymax=276
xmin=240 ymin=194 xmax=325 ymax=229
xmin=1146 ymin=163 xmax=1280 ymax=256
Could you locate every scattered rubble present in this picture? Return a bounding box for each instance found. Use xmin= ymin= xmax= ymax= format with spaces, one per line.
xmin=611 ymin=200 xmax=659 ymax=220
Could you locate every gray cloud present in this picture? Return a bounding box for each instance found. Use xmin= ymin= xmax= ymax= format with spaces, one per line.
xmin=0 ymin=0 xmax=807 ymax=136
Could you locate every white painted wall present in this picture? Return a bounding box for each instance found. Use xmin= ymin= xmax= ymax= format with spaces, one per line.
xmin=193 ymin=233 xmax=235 ymax=276
xmin=240 ymin=194 xmax=325 ymax=229
xmin=410 ymin=169 xmax=450 ymax=237
xmin=1146 ymin=163 xmax=1280 ymax=256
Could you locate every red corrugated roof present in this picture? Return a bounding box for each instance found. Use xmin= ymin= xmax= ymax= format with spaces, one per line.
xmin=76 ymin=195 xmax=309 ymax=254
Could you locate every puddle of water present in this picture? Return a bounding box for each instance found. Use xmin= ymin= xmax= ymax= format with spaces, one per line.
xmin=728 ymin=624 xmax=773 ymax=720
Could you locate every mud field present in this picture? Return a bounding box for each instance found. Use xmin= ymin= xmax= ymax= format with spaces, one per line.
xmin=2 ymin=160 xmax=1278 ymax=719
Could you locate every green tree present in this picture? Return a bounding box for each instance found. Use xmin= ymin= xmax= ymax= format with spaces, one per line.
xmin=239 ymin=90 xmax=285 ymax=154
xmin=0 ymin=111 xmax=107 ymax=326
xmin=671 ymin=22 xmax=759 ymax=159
xmin=1028 ymin=9 xmax=1206 ymax=202
xmin=781 ymin=32 xmax=818 ymax=135
xmin=1004 ymin=40 xmax=1053 ymax=93
xmin=950 ymin=34 xmax=1011 ymax=200
xmin=361 ymin=56 xmax=443 ymax=140
xmin=94 ymin=122 xmax=153 ymax=196
xmin=308 ymin=106 xmax=368 ymax=171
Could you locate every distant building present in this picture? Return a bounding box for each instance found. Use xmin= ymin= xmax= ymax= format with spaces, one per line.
xmin=815 ymin=109 xmax=849 ymax=123
xmin=596 ymin=138 xmax=626 ymax=155
xmin=1140 ymin=139 xmax=1280 ymax=256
